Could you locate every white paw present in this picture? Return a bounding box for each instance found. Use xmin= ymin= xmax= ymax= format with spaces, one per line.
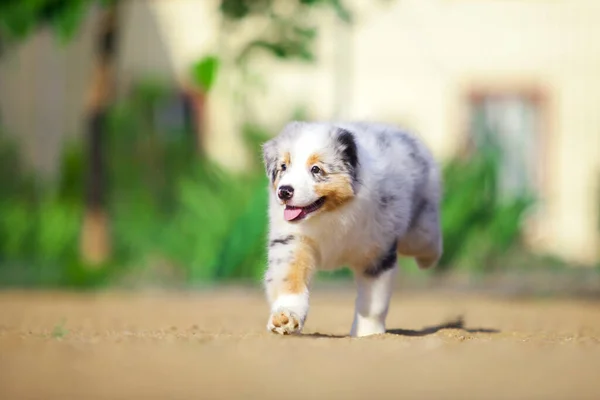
xmin=350 ymin=316 xmax=386 ymax=337
xmin=267 ymin=309 xmax=303 ymax=335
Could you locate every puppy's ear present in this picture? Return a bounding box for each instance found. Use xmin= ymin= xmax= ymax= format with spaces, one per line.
xmin=334 ymin=127 xmax=359 ymax=182
xmin=261 ymin=138 xmax=279 ymax=183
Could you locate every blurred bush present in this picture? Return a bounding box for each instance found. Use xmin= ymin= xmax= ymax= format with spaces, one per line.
xmin=0 ymin=81 xmax=543 ymax=287
xmin=0 ymin=129 xmax=84 ymax=285
xmin=104 ymin=81 xmax=272 ymax=283
xmin=0 ymin=81 xmax=271 ymax=287
xmin=438 ymin=135 xmax=535 ymax=273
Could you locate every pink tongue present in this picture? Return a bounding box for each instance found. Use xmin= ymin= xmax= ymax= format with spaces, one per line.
xmin=284 ymin=207 xmax=303 ymax=221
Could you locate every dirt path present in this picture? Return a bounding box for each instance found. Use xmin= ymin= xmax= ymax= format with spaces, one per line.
xmin=1 ymin=287 xmax=600 ymax=399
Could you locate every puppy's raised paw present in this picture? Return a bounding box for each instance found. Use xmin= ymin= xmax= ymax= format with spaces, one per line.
xmin=267 ymin=309 xmax=302 ymax=335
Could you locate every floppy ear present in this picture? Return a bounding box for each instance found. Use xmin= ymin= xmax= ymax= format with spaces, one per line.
xmin=334 ymin=127 xmax=359 ymax=182
xmin=262 ymin=138 xmax=279 ymax=183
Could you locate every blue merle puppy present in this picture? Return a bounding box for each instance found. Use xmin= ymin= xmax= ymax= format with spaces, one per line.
xmin=261 ymin=121 xmax=443 ymax=336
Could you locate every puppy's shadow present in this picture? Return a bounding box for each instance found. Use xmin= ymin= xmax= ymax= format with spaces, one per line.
xmin=386 ymin=316 xmax=500 ymax=336
xmin=305 ymin=316 xmax=499 ymax=338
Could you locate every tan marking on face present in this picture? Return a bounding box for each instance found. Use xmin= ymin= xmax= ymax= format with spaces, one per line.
xmin=284 ymin=236 xmax=318 ymax=294
xmin=306 ymin=153 xmax=322 ymax=168
xmin=314 ymin=174 xmax=355 ymax=211
xmin=272 ymin=151 xmax=292 ymax=189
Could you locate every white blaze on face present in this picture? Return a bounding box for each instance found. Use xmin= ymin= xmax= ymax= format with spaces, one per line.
xmin=278 ymin=162 xmax=317 ymax=208
xmin=277 ymin=130 xmax=329 ymax=219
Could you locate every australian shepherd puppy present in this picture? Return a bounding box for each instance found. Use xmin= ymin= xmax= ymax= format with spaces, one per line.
xmin=261 ymin=121 xmax=443 ymax=337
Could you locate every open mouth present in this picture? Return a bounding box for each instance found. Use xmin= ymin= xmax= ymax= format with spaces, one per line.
xmin=283 ymin=197 xmax=326 ymax=222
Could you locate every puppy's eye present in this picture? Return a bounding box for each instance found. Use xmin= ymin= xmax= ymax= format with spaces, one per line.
xmin=311 ymin=165 xmax=321 ymax=174
xmin=281 ymin=164 xmax=287 ymax=171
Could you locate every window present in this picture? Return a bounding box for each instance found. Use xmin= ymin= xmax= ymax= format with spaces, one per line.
xmin=468 ymin=93 xmax=543 ymax=199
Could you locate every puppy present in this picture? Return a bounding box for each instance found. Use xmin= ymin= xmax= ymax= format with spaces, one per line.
xmin=261 ymin=121 xmax=442 ymax=337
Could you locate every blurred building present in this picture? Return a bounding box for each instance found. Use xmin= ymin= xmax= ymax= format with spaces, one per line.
xmin=0 ymin=0 xmax=598 ymax=265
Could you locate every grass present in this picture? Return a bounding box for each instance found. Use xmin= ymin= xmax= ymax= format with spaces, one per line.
xmin=51 ymin=319 xmax=68 ymax=339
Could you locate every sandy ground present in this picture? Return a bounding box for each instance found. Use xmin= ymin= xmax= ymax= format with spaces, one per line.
xmin=1 ymin=286 xmax=600 ymax=400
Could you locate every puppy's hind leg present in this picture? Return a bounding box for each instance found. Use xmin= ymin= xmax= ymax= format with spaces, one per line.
xmin=397 ymin=200 xmax=443 ymax=269
xmin=350 ymin=244 xmax=398 ymax=337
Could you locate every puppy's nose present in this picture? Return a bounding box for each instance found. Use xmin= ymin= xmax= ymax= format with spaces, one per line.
xmin=278 ymin=185 xmax=294 ymax=201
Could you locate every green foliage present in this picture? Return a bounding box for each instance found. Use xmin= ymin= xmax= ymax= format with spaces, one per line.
xmin=218 ymin=0 xmax=351 ymax=65
xmin=438 ymin=135 xmax=535 ymax=272
xmin=191 ymin=55 xmax=220 ymax=93
xmin=0 ymin=0 xmax=105 ymax=46
xmin=0 ymin=131 xmax=35 ymax=200
xmin=0 ymin=83 xmax=271 ymax=287
xmin=104 ymin=82 xmax=270 ymax=283
xmin=220 ymin=0 xmax=351 ymax=23
xmin=0 ymin=133 xmax=88 ymax=286
xmin=211 ymin=176 xmax=269 ymax=280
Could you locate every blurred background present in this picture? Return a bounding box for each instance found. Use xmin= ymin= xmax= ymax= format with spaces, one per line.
xmin=0 ymin=0 xmax=598 ymax=291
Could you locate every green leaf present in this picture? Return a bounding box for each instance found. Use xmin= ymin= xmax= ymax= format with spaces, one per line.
xmin=0 ymin=0 xmax=43 ymax=40
xmin=191 ymin=55 xmax=220 ymax=93
xmin=219 ymin=0 xmax=250 ymax=20
xmin=48 ymin=0 xmax=89 ymax=43
xmin=327 ymin=0 xmax=352 ymax=23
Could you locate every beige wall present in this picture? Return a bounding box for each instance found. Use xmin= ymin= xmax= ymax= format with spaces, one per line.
xmin=0 ymin=8 xmax=98 ymax=179
xmin=1 ymin=0 xmax=598 ymax=264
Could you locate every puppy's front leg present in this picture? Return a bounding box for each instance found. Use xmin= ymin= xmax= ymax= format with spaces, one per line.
xmin=264 ymin=236 xmax=317 ymax=335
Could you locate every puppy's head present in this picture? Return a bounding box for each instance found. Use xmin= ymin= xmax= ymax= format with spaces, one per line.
xmin=262 ymin=122 xmax=359 ymax=222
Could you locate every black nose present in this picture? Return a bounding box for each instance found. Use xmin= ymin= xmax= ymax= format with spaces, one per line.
xmin=278 ymin=185 xmax=294 ymax=200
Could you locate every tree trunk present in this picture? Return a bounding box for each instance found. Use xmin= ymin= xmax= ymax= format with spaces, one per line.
xmin=79 ymin=3 xmax=119 ymax=267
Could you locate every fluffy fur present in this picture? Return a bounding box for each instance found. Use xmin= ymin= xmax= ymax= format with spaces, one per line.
xmin=262 ymin=121 xmax=443 ymax=337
